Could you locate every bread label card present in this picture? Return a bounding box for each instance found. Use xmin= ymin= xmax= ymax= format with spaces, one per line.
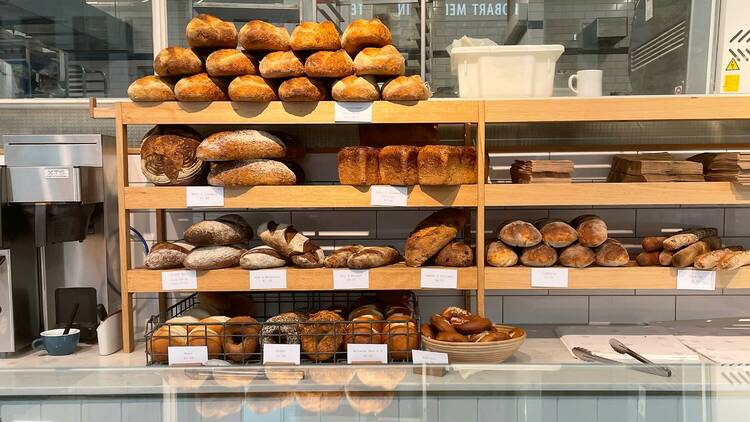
xmin=412 ymin=350 xmax=449 ymax=364
xmin=161 ymin=270 xmax=198 ymax=290
xmin=347 ymin=343 xmax=388 ymax=364
xmin=333 ymin=269 xmax=369 ymax=289
xmin=334 ymin=102 xmax=373 ymax=123
xmin=168 ymin=346 xmax=208 ymax=366
xmin=371 ymin=185 xmax=408 ymax=207
xmin=186 ymin=186 xmax=224 ymax=207
xmin=677 ymin=269 xmax=716 ymax=291
xmin=531 ymin=268 xmax=568 ymax=288
xmin=263 ymin=344 xmax=301 ymax=365
xmin=250 ymin=269 xmax=287 ymax=290
xmin=420 ymin=268 xmax=458 ymax=289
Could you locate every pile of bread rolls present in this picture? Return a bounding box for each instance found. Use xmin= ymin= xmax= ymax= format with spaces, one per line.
xmin=421 ymin=306 xmax=524 ymax=343
xmin=338 ymin=145 xmax=477 ymax=186
xmin=128 ymin=15 xmax=429 ymax=103
xmin=486 ymin=215 xmax=629 ymax=268
xmin=405 ymin=208 xmax=474 ymax=267
xmin=636 ymin=229 xmax=749 ymax=270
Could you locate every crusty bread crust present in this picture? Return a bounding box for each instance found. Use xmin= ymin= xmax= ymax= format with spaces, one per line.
xmin=128 ymin=76 xmax=176 ymax=102
xmin=278 ymin=77 xmax=327 ymax=101
xmin=259 ymin=51 xmax=305 ymax=79
xmin=154 ymin=47 xmax=203 ymax=77
xmin=290 ymin=21 xmax=341 ymax=51
xmin=206 ymin=49 xmax=258 ymax=76
xmin=341 ymin=19 xmax=392 ymax=55
xmin=186 ymin=14 xmax=238 ymax=49
xmin=331 ymin=75 xmax=379 ymax=102
xmin=337 ymin=146 xmax=380 ymax=185
xmin=174 ymin=73 xmax=228 ymax=101
xmin=197 ymin=129 xmax=287 ymax=161
xmin=228 ymin=75 xmax=277 ymax=101
xmin=239 ymin=20 xmax=291 ymax=51
xmin=208 ymin=159 xmax=297 ymax=186
xmin=304 ymin=50 xmax=355 ymax=78
xmin=354 ymin=45 xmax=404 ymax=76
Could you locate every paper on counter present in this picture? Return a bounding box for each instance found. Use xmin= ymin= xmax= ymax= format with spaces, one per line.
xmin=676 ymin=336 xmax=750 ymax=364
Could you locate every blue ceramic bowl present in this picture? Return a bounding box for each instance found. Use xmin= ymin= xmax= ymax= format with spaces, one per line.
xmin=32 ymin=328 xmax=80 ymax=356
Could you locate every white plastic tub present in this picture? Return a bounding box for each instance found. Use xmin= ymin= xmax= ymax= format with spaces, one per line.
xmin=450 ymin=45 xmax=565 ymax=98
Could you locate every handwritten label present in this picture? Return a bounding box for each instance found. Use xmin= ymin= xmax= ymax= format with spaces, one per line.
xmin=250 ymin=269 xmax=287 ymax=290
xmin=531 ymin=268 xmax=568 ymax=288
xmin=334 ymin=102 xmax=373 ymax=122
xmin=161 ymin=270 xmax=197 ymax=291
xmin=333 ymin=269 xmax=369 ymax=289
xmin=370 ymin=185 xmax=408 ymax=207
xmin=677 ymin=269 xmax=716 ymax=291
xmin=168 ymin=346 xmax=208 ymax=365
xmin=186 ymin=186 xmax=224 ymax=207
xmin=263 ymin=344 xmax=301 ymax=365
xmin=412 ymin=350 xmax=449 ymax=364
xmin=44 ymin=168 xmax=70 ymax=179
xmin=347 ymin=343 xmax=388 ymax=364
xmin=420 ymin=268 xmax=458 ymax=289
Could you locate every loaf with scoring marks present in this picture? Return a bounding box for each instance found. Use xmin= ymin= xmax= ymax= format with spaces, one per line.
xmin=405 ymin=208 xmax=466 ymax=267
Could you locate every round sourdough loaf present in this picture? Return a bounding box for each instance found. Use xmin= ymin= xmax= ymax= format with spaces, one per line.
xmin=154 ymin=47 xmax=203 ymax=77
xmin=331 ymin=75 xmax=379 ymax=102
xmin=228 ymin=75 xmax=277 ymax=102
xmin=341 ymin=18 xmax=392 ymax=55
xmin=259 ymin=51 xmax=305 ymax=79
xmin=290 ymin=21 xmax=341 ymax=51
xmin=381 ymin=75 xmax=431 ymax=101
xmin=128 ymin=76 xmax=176 ymax=102
xmin=304 ymin=50 xmax=355 ymax=78
xmin=186 ymin=14 xmax=238 ymax=49
xmin=239 ymin=20 xmax=291 ymax=51
xmin=140 ymin=125 xmax=206 ymax=185
xmin=278 ymin=77 xmax=327 ymax=102
xmin=354 ymin=45 xmax=404 ymax=76
xmin=486 ymin=241 xmax=518 ymax=267
xmin=206 ymin=49 xmax=258 ymax=76
xmin=174 ymin=73 xmax=228 ymax=101
xmin=184 ymin=214 xmax=253 ymax=246
xmin=240 ymin=245 xmax=287 ymax=269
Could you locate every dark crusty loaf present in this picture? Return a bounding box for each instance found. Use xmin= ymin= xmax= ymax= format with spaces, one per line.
xmin=417 ymin=145 xmax=477 ymax=185
xmin=240 ymin=245 xmax=287 ymax=270
xmin=381 ymin=75 xmax=431 ymax=101
xmin=347 ymin=246 xmax=401 ymax=269
xmin=558 ymin=244 xmax=595 ymax=268
xmin=186 ymin=14 xmax=237 ymax=49
xmin=175 ymin=73 xmax=228 ymax=101
xmin=434 ymin=241 xmax=474 ymax=267
xmin=239 ymin=20 xmax=291 ymax=51
xmin=520 ymin=244 xmax=558 ymax=267
xmin=378 ymin=145 xmax=419 ymax=186
xmin=184 ymin=245 xmax=245 ymax=270
xmin=535 ymin=218 xmax=578 ymax=248
xmin=145 ymin=242 xmax=191 ymax=269
xmin=228 ymin=75 xmax=277 ymax=102
xmin=140 ymin=125 xmax=207 ymax=186
xmin=259 ymin=51 xmax=305 ymax=79
xmin=290 ymin=246 xmax=326 ymax=268
xmin=341 ymin=18 xmax=392 ymax=55
xmin=305 ymin=50 xmax=356 ymax=78
xmin=206 ymin=49 xmax=258 ymax=77
xmin=595 ymin=239 xmax=629 ymax=267
xmin=184 ymin=214 xmax=253 ymax=246
xmin=486 ymin=241 xmax=518 ymax=267
xmin=154 ymin=47 xmax=203 ymax=77
xmin=207 ymin=159 xmax=297 ymax=186
xmin=499 ymin=220 xmax=542 ymax=248
xmin=278 ymin=77 xmax=327 ymax=101
xmin=128 ymin=76 xmax=176 ymax=102
xmin=636 ymin=251 xmax=660 ymax=266
xmin=290 ymin=21 xmax=341 ymax=51
xmin=405 ymin=208 xmax=466 ymax=267
xmin=337 ymin=146 xmax=380 ymax=185
xmin=324 ymin=245 xmax=365 ymax=268
xmin=641 ymin=236 xmax=667 ymax=252
xmin=570 ymin=215 xmax=608 ymax=248
xmin=331 ymin=75 xmax=380 ymax=102
xmin=354 ymin=45 xmax=405 ymax=76
xmin=197 ymin=130 xmax=287 ymax=161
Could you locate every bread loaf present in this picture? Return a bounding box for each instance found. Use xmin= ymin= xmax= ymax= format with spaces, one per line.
xmin=128 ymin=76 xmax=176 ymax=102
xmin=240 ymin=245 xmax=287 ymax=269
xmin=672 ymin=239 xmax=714 ymax=268
xmin=206 ymin=49 xmax=258 ymax=77
xmin=331 ymin=75 xmax=380 ymax=102
xmin=186 ymin=14 xmax=237 ymax=49
xmin=354 ymin=45 xmax=404 ymax=76
xmin=695 ymin=248 xmax=742 ymax=270
xmin=378 ymin=145 xmax=418 ymax=185
xmin=258 ymin=221 xmax=319 ymax=258
xmin=558 ymin=244 xmax=595 ymax=268
xmin=290 ymin=246 xmax=326 ymax=268
xmin=290 ymin=21 xmax=341 ymax=51
xmin=347 ymin=246 xmax=401 ymax=269
xmin=641 ymin=236 xmax=667 ymax=252
xmin=259 ymin=51 xmax=304 ymax=79
xmin=659 ymin=250 xmax=673 ymax=266
xmin=154 ymin=47 xmax=203 ymax=77
xmin=499 ymin=220 xmax=542 ymax=248
xmin=239 ymin=20 xmax=291 ymax=51
xmin=341 ymin=19 xmax=392 ymax=55
xmin=636 ymin=251 xmax=660 ymax=266
xmin=174 ymin=73 xmax=228 ymax=101
xmin=520 ymin=244 xmax=557 ymax=267
xmin=228 ymin=75 xmax=278 ymax=102
xmin=184 ymin=245 xmax=244 ymax=270
xmin=278 ymin=77 xmax=327 ymax=101
xmin=145 ymin=242 xmax=191 ymax=269
xmin=207 ymin=159 xmax=296 ymax=186
xmin=417 ymin=145 xmax=477 ymax=185
xmin=197 ymin=130 xmax=287 ymax=161
xmin=571 ymin=215 xmax=608 ymax=248
xmin=434 ymin=241 xmax=473 ymax=267
xmin=534 ymin=219 xmax=577 ymax=248
xmin=140 ymin=125 xmax=207 ymax=185
xmin=324 ymin=245 xmax=365 ymax=268
xmin=381 ymin=75 xmax=431 ymax=101
xmin=184 ymin=214 xmax=253 ymax=246
xmin=718 ymin=250 xmax=750 ymax=270
xmin=486 ymin=241 xmax=518 ymax=267
xmin=337 ymin=146 xmax=380 ymax=185
xmin=663 ymin=228 xmax=719 ymax=251
xmin=405 ymin=208 xmax=465 ymax=267
xmin=304 ymin=50 xmax=355 ymax=78
xmin=595 ymin=239 xmax=629 ymax=267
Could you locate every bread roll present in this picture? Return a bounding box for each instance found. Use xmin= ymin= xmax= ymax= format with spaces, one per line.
xmin=174 ymin=73 xmax=228 ymax=101
xmin=128 ymin=76 xmax=175 ymax=102
xmin=486 ymin=241 xmax=518 ymax=267
xmin=228 ymin=75 xmax=277 ymax=102
xmin=347 ymin=246 xmax=401 ymax=269
xmin=324 ymin=245 xmax=365 ymax=268
xmin=239 ymin=20 xmax=291 ymax=51
xmin=341 ymin=18 xmax=392 ymax=55
xmin=520 ymin=244 xmax=557 ymax=267
xmin=331 ymin=75 xmax=380 ymax=102
xmin=140 ymin=125 xmax=207 ymax=185
xmin=641 ymin=236 xmax=666 ymax=252
xmin=382 ymin=75 xmax=431 ymax=101
xmin=499 ymin=221 xmax=542 ymax=248
xmin=659 ymin=250 xmax=673 ymax=266
xmin=571 ymin=215 xmax=608 ymax=248
xmin=595 ymin=239 xmax=629 ymax=267
xmin=154 ymin=47 xmax=203 ymax=77
xmin=278 ymin=77 xmax=327 ymax=101
xmin=354 ymin=45 xmax=404 ymax=76
xmin=434 ymin=241 xmax=473 ymax=267
xmin=290 ymin=21 xmax=341 ymax=51
xmin=337 ymin=146 xmax=380 ymax=185
xmin=558 ymin=244 xmax=595 ymax=268
xmin=184 ymin=214 xmax=252 ymax=246
xmin=197 ymin=129 xmax=287 ymax=161
xmin=636 ymin=251 xmax=660 ymax=266
xmin=186 ymin=14 xmax=237 ymax=49
xmin=207 ymin=159 xmax=296 ymax=186
xmin=206 ymin=49 xmax=258 ymax=77
xmin=259 ymin=51 xmax=304 ymax=79
xmin=305 ymin=49 xmax=355 ymax=78
xmin=240 ymin=245 xmax=287 ymax=269
xmin=417 ymin=145 xmax=477 ymax=185
xmin=144 ymin=242 xmax=190 ymax=269
xmin=184 ymin=245 xmax=244 ymax=270
xmin=290 ymin=246 xmax=326 ymax=268
xmin=535 ymin=218 xmax=577 ymax=248
xmin=405 ymin=208 xmax=465 ymax=267
xmin=378 ymin=145 xmax=418 ymax=185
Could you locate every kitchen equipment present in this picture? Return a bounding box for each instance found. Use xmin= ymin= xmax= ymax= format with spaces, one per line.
xmin=55 ymin=287 xmax=98 ymax=342
xmin=572 ymin=347 xmax=672 ymax=378
xmin=568 ymin=70 xmax=603 ymax=97
xmin=609 ymin=338 xmax=673 ymax=377
xmin=31 ymin=328 xmax=80 ymax=356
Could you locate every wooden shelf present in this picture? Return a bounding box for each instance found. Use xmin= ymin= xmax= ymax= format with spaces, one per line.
xmin=127 ymin=264 xmax=478 ymax=292
xmin=485 ymin=266 xmax=750 ymax=289
xmin=117 ymin=100 xmax=480 ymax=125
xmin=123 ymin=185 xmax=477 ymax=209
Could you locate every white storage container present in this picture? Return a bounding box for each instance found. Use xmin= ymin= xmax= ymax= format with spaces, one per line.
xmin=450 ymin=44 xmax=565 ymax=98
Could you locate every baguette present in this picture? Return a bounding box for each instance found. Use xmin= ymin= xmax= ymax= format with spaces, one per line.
xmin=694 ymin=247 xmax=743 ymax=270
xmin=636 ymin=251 xmax=660 ymax=266
xmin=718 ymin=250 xmax=750 ymax=270
xmin=558 ymin=244 xmax=595 ymax=268
xmin=595 ymin=239 xmax=629 ymax=267
xmin=570 ymin=215 xmax=608 ymax=248
xmin=486 ymin=241 xmax=518 ymax=267
xmin=641 ymin=236 xmax=667 ymax=252
xmin=520 ymin=244 xmax=557 ymax=267
xmin=659 ymin=250 xmax=674 ymax=266
xmin=534 ymin=218 xmax=577 ymax=248
xmin=663 ymin=228 xmax=718 ymax=251
xmin=671 ymin=238 xmax=720 ymax=268
xmin=499 ymin=220 xmax=542 ymax=248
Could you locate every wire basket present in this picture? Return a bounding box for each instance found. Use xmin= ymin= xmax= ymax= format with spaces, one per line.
xmin=145 ymin=291 xmax=420 ymax=365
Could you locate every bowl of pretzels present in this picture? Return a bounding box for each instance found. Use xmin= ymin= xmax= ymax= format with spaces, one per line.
xmin=420 ymin=307 xmax=526 ymax=363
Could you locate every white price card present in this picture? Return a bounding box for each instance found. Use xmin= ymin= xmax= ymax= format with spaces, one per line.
xmin=334 ymin=102 xmax=373 ymax=122
xmin=186 ymin=186 xmax=224 ymax=207
xmin=370 ymin=185 xmax=408 ymax=207
xmin=677 ymin=269 xmax=716 ymax=291
xmin=168 ymin=346 xmax=208 ymax=366
xmin=531 ymin=267 xmax=568 ymax=288
xmin=420 ymin=268 xmax=458 ymax=289
xmin=333 ymin=269 xmax=369 ymax=289
xmin=347 ymin=343 xmax=388 ymax=364
xmin=161 ymin=270 xmax=197 ymax=291
xmin=250 ymin=269 xmax=287 ymax=290
xmin=412 ymin=350 xmax=449 ymax=364
xmin=263 ymin=344 xmax=301 ymax=365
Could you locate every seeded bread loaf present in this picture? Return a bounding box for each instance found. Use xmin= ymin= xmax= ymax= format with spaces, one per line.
xmin=144 ymin=242 xmax=192 ymax=269
xmin=207 ymin=159 xmax=297 ymax=186
xmin=405 ymin=208 xmax=466 ymax=267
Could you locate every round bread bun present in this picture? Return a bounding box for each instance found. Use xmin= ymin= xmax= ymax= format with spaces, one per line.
xmin=306 ymin=367 xmax=355 ymax=386
xmin=304 ymin=49 xmax=356 ymax=78
xmin=206 ymin=49 xmax=259 ymax=77
xmin=239 ymin=20 xmax=291 ymax=51
xmin=194 ymin=394 xmax=243 ymax=419
xmin=186 ymin=14 xmax=238 ymax=49
xmin=128 ymin=75 xmax=175 ymax=102
xmin=381 ymin=75 xmax=431 ymax=101
xmin=278 ymin=77 xmax=327 ymax=102
xmin=383 ymin=321 xmax=418 ymax=359
xmin=332 ymin=75 xmax=379 ymax=102
xmin=354 ymin=367 xmax=406 ymax=390
xmin=264 ymin=367 xmax=304 ymax=386
xmin=295 ymin=391 xmax=342 ymax=413
xmin=345 ymin=389 xmax=395 ymax=416
xmin=290 ymin=21 xmax=341 ymax=51
xmin=174 ymin=73 xmax=228 ymax=101
xmin=259 ymin=51 xmax=305 ymax=79
xmin=154 ymin=46 xmax=203 ymax=77
xmin=341 ymin=18 xmax=392 ymax=55
xmin=354 ymin=45 xmax=405 ymax=76
xmin=246 ymin=392 xmax=294 ymax=415
xmin=228 ymin=75 xmax=278 ymax=102
xmin=187 ymin=327 xmax=223 ymax=358
xmin=148 ymin=325 xmax=188 ymax=363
